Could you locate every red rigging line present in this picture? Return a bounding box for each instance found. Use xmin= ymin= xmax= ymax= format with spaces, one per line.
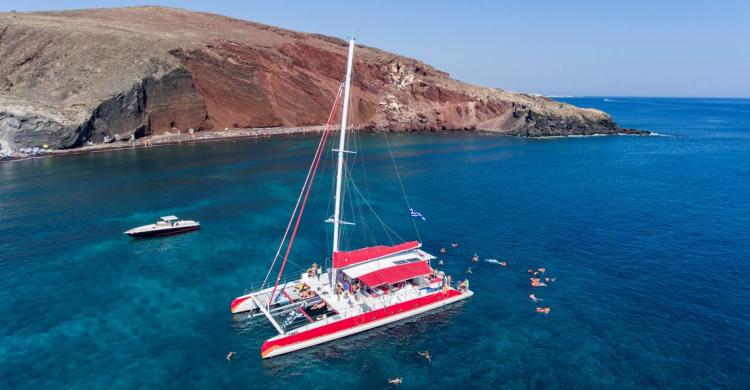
xmin=260 ymin=84 xmax=344 ymax=289
xmin=268 ymin=86 xmax=344 ymax=306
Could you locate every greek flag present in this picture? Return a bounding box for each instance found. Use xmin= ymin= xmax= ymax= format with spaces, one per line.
xmin=410 ymin=208 xmax=426 ymax=221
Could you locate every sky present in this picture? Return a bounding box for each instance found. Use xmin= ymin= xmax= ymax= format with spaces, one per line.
xmin=1 ymin=0 xmax=748 ymax=97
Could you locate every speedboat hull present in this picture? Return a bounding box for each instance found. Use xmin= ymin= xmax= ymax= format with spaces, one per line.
xmin=126 ymin=225 xmax=200 ymax=238
xmin=125 ymin=221 xmax=201 ymax=238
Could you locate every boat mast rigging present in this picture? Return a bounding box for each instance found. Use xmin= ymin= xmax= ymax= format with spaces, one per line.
xmin=330 ymin=38 xmax=356 ymax=285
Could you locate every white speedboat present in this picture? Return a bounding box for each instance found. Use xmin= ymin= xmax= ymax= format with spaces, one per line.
xmin=124 ymin=215 xmax=200 ymax=238
xmin=231 ymin=39 xmax=473 ymax=359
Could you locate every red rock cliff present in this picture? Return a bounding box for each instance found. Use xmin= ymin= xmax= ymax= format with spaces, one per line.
xmin=0 ymin=6 xmax=641 ymax=151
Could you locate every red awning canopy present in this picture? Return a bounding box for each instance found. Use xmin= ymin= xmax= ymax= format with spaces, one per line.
xmin=356 ymin=261 xmax=431 ymax=288
xmin=333 ymin=241 xmax=420 ymax=268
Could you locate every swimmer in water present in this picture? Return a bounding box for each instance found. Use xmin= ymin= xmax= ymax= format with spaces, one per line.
xmin=438 ymin=259 xmax=444 ymax=266
xmin=419 ymin=351 xmax=432 ymax=363
xmin=388 ymin=377 xmax=403 ymax=385
xmin=530 ymin=278 xmax=547 ymax=287
xmin=500 ymin=261 xmax=507 ymax=267
xmin=440 ymin=248 xmax=447 ymax=253
xmin=529 ymin=293 xmax=542 ymax=302
xmin=472 ymin=254 xmax=479 ymax=262
xmin=466 ymin=267 xmax=473 ymax=274
xmin=538 ymin=267 xmax=546 ymax=273
xmin=527 ymin=269 xmax=533 ymax=273
xmin=226 ymin=351 xmax=236 ymax=361
xmin=451 ymin=243 xmax=458 ymax=248
xmin=536 ymin=307 xmax=551 ymax=314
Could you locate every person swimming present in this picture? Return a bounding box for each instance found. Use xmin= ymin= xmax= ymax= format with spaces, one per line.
xmin=440 ymin=247 xmax=447 ymax=253
xmin=451 ymin=243 xmax=459 ymax=248
xmin=472 ymin=253 xmax=479 ymax=262
xmin=438 ymin=259 xmax=444 ymax=266
xmin=419 ymin=351 xmax=432 ymax=363
xmin=466 ymin=267 xmax=473 ymax=274
xmin=535 ymin=307 xmax=551 ymax=314
xmin=226 ymin=351 xmax=236 ymax=361
xmin=537 ymin=267 xmax=546 ymax=273
xmin=530 ymin=278 xmax=547 ymax=287
xmin=500 ymin=261 xmax=507 ymax=267
xmin=529 ymin=293 xmax=542 ymax=302
xmin=388 ymin=377 xmax=403 ymax=385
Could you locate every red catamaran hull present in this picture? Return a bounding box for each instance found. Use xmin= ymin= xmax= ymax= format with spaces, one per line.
xmin=261 ymin=289 xmax=470 ymax=358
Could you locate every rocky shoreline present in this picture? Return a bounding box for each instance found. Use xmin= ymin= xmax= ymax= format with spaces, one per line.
xmin=0 ymin=7 xmax=645 ymax=157
xmin=0 ymin=126 xmax=650 ymax=162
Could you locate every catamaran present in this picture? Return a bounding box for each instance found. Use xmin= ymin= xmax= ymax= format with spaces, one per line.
xmin=230 ymin=38 xmax=473 ymax=359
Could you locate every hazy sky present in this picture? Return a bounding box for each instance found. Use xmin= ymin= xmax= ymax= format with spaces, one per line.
xmin=2 ymin=0 xmax=748 ymax=97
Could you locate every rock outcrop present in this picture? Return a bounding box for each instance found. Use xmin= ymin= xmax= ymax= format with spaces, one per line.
xmin=0 ymin=6 xmax=643 ymax=152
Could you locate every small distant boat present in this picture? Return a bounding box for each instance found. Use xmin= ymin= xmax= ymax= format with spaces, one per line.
xmin=124 ymin=215 xmax=200 ymax=238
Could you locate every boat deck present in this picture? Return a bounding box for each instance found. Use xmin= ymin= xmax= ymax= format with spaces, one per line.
xmin=278 ymin=271 xmax=447 ymax=334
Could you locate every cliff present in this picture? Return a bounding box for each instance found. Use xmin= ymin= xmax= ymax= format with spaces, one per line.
xmin=0 ymin=6 xmax=643 ymax=153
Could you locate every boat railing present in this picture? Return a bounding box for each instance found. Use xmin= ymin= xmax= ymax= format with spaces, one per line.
xmin=242 ymin=273 xmax=305 ymax=296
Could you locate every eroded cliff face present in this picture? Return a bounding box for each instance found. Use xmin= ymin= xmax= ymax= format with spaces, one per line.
xmin=0 ymin=7 xmax=639 ymax=152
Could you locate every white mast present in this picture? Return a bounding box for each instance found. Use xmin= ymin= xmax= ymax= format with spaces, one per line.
xmin=331 ymin=38 xmax=355 ymax=278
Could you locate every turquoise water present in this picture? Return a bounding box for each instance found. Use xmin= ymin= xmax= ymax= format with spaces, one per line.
xmin=1 ymin=97 xmax=749 ymax=388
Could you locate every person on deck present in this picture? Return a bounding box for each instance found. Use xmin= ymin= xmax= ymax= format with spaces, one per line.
xmin=307 ymin=262 xmax=318 ymax=278
xmin=311 ymin=301 xmax=327 ymax=310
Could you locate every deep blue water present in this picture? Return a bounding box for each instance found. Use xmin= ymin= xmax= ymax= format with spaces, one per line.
xmin=1 ymin=97 xmax=749 ymax=389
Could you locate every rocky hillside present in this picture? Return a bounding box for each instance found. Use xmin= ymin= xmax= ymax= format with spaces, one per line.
xmin=0 ymin=6 xmax=642 ymax=152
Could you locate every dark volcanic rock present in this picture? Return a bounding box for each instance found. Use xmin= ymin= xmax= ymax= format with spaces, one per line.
xmin=0 ymin=6 xmax=643 ymax=152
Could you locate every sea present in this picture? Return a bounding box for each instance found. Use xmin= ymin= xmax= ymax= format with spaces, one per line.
xmin=1 ymin=97 xmax=748 ymax=389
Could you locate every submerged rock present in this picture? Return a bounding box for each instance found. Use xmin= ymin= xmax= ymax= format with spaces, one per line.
xmin=0 ymin=6 xmax=645 ymax=152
